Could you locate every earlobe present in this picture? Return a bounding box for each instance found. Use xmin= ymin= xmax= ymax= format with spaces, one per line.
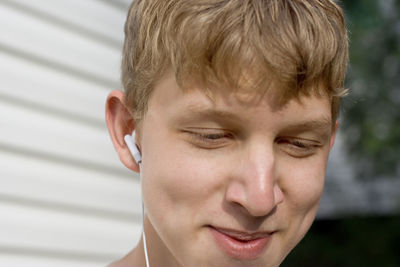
xmin=105 ymin=90 xmax=140 ymax=173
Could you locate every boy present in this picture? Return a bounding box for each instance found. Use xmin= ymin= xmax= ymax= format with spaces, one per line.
xmin=106 ymin=0 xmax=348 ymax=266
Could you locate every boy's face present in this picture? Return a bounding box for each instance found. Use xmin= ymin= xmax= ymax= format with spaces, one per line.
xmin=135 ymin=74 xmax=336 ymax=266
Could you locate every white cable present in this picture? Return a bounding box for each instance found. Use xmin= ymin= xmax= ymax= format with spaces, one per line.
xmin=142 ymin=204 xmax=150 ymax=267
xmin=139 ymin=163 xmax=150 ymax=267
xmin=124 ymin=132 xmax=149 ymax=266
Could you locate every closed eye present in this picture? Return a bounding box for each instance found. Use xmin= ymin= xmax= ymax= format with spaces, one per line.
xmin=185 ymin=129 xmax=234 ymax=149
xmin=277 ymin=138 xmax=321 ymax=158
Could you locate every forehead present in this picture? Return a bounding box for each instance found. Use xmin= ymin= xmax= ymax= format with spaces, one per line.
xmin=146 ymin=74 xmax=332 ymax=132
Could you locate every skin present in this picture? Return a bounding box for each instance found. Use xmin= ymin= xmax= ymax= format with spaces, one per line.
xmin=106 ymin=74 xmax=338 ymax=267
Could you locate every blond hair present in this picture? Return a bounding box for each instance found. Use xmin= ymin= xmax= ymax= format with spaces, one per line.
xmin=122 ymin=0 xmax=348 ymax=123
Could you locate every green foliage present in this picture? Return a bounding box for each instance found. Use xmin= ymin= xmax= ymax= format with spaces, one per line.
xmin=281 ymin=216 xmax=400 ymax=267
xmin=340 ymin=0 xmax=400 ymax=178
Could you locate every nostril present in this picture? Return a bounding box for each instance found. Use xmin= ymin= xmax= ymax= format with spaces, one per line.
xmin=225 ymin=181 xmax=246 ymax=206
xmin=224 ymin=181 xmax=280 ymax=217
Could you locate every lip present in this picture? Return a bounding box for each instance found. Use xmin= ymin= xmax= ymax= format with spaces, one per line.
xmin=209 ymin=226 xmax=273 ymax=260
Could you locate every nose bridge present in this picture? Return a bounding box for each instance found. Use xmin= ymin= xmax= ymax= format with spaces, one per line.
xmin=226 ymin=138 xmax=281 ymax=217
xmin=247 ymin=140 xmax=276 ymax=199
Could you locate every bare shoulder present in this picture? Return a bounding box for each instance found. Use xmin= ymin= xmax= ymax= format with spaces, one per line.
xmin=107 ymin=258 xmax=130 ymax=267
xmin=107 ymin=259 xmax=123 ymax=267
xmin=107 ymin=248 xmax=142 ymax=267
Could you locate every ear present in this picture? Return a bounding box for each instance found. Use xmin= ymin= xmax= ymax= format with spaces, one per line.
xmin=105 ymin=90 xmax=140 ymax=173
xmin=329 ymin=121 xmax=339 ymax=150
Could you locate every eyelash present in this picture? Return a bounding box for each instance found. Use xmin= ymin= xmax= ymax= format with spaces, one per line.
xmin=277 ymin=138 xmax=320 ymax=157
xmin=186 ymin=130 xmax=233 ymax=148
xmin=192 ymin=132 xmax=231 ymax=142
xmin=291 ymin=140 xmax=309 ymax=148
xmin=186 ymin=130 xmax=321 ymax=157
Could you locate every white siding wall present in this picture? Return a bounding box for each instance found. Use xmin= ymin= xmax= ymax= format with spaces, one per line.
xmin=0 ymin=1 xmax=141 ymax=266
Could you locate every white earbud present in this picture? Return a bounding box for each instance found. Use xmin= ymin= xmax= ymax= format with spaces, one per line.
xmin=123 ymin=130 xmax=150 ymax=267
xmin=124 ymin=130 xmax=142 ymax=164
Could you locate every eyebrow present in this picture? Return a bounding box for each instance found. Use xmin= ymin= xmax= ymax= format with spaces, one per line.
xmin=169 ymin=104 xmax=244 ymax=129
xmin=187 ymin=104 xmax=332 ymax=125
xmin=280 ymin=117 xmax=333 ymax=139
xmin=284 ymin=117 xmax=332 ymax=130
xmin=188 ymin=106 xmax=241 ymax=120
xmin=171 ymin=102 xmax=240 ymax=121
xmin=176 ymin=103 xmax=333 ymax=135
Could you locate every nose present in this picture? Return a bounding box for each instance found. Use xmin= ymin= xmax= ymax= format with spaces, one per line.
xmin=225 ymin=142 xmax=284 ymax=217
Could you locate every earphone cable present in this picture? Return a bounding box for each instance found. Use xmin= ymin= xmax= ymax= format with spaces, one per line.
xmin=140 ymin=163 xmax=151 ymax=267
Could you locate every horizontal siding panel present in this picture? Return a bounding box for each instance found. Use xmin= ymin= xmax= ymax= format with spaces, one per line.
xmin=0 ymin=3 xmax=121 ymax=86
xmin=0 ymin=202 xmax=141 ymax=259
xmin=0 ymin=254 xmax=103 ymax=267
xmin=107 ymin=0 xmax=133 ymax=10
xmin=4 ymin=0 xmax=126 ymax=45
xmin=0 ymin=52 xmax=110 ymax=123
xmin=0 ymin=151 xmax=141 ymax=216
xmin=0 ymin=100 xmax=127 ymax=171
xmin=0 ymin=1 xmax=140 ymax=265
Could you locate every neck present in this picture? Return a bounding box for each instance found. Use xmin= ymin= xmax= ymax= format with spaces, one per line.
xmin=109 ymin=216 xmax=182 ymax=267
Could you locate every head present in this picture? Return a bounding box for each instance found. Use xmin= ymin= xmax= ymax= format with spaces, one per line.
xmin=106 ymin=0 xmax=348 ymax=266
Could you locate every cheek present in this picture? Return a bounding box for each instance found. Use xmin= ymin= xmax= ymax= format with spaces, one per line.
xmin=141 ymin=139 xmax=219 ymax=224
xmin=277 ymin=155 xmax=328 ymax=253
xmin=280 ymin=155 xmax=327 ymax=213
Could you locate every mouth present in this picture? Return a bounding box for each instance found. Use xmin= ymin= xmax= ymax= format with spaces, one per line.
xmin=208 ymin=226 xmax=274 ymax=260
